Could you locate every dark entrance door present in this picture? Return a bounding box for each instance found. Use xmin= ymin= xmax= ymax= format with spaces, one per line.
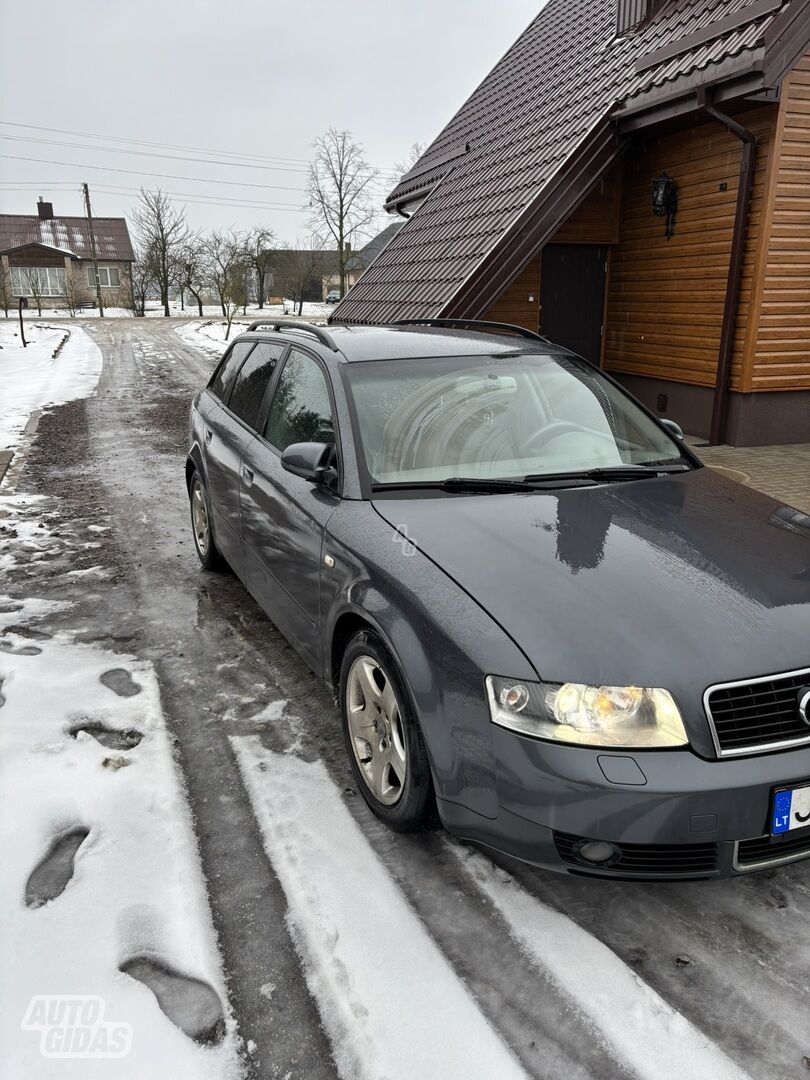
xmin=539 ymin=244 xmax=608 ymax=365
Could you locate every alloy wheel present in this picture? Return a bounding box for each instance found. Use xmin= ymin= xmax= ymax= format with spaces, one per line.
xmin=346 ymin=654 xmax=407 ymax=805
xmin=191 ymin=478 xmax=209 ymax=558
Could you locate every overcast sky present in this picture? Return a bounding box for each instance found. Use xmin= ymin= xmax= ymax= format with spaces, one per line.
xmin=0 ymin=0 xmax=542 ymax=245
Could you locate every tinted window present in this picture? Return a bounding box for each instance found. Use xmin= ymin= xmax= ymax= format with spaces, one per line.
xmin=264 ymin=349 xmax=334 ymax=451
xmin=209 ymin=341 xmax=254 ymax=401
xmin=227 ymin=342 xmax=286 ymax=429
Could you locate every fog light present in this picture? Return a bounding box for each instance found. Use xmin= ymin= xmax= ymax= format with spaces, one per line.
xmin=577 ymin=840 xmax=620 ymax=865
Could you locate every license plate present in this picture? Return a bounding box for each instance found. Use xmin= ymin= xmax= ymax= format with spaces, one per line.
xmin=772 ymin=783 xmax=810 ymax=835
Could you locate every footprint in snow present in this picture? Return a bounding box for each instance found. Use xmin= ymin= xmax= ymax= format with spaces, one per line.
xmin=100 ymin=669 xmax=142 ymax=698
xmin=25 ymin=827 xmax=90 ymax=909
xmin=0 ymin=640 xmax=42 ymax=656
xmin=68 ymin=722 xmax=143 ymax=750
xmin=119 ymin=956 xmax=226 ymax=1045
xmin=3 ymin=624 xmax=52 ymax=640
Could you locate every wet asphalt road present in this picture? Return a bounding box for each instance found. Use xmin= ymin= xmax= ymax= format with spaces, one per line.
xmin=8 ymin=317 xmax=810 ymax=1080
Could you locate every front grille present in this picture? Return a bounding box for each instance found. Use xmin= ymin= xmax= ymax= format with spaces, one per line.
xmin=705 ymin=668 xmax=810 ymax=756
xmin=736 ymin=830 xmax=810 ymax=871
xmin=554 ymin=832 xmax=719 ymax=877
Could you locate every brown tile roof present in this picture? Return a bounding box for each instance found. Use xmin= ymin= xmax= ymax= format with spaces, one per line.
xmin=332 ymin=0 xmax=809 ymax=325
xmin=0 ymin=214 xmax=134 ymax=262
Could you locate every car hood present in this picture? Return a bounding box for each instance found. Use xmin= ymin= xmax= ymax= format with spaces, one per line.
xmin=372 ymin=469 xmax=810 ymax=716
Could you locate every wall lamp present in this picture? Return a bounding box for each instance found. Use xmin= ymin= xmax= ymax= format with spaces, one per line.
xmin=651 ymin=172 xmax=678 ymax=240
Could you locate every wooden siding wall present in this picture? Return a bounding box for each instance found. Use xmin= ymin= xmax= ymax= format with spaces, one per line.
xmin=483 ymin=255 xmax=541 ymax=331
xmin=745 ymin=54 xmax=810 ymax=391
xmin=551 ymin=163 xmax=622 ymax=244
xmin=603 ymin=105 xmax=777 ymax=391
xmin=7 ymin=246 xmax=69 ymax=268
xmin=483 ymin=170 xmax=622 ymax=330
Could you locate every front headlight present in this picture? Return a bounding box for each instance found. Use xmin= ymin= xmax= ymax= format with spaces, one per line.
xmin=485 ymin=676 xmax=688 ymax=748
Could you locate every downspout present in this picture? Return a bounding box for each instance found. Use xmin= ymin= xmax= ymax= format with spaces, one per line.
xmin=699 ymin=90 xmax=757 ymax=445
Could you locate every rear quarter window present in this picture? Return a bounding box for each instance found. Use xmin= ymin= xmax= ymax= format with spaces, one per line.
xmin=208 ymin=341 xmax=254 ymax=401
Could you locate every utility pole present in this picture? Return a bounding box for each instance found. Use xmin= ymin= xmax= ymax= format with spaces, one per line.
xmin=82 ymin=182 xmax=104 ymax=318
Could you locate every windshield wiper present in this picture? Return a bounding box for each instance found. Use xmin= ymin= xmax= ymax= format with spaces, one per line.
xmin=523 ymin=464 xmax=691 ymax=486
xmin=372 ymin=477 xmax=535 ymax=494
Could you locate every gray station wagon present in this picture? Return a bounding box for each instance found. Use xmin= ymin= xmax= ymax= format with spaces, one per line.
xmin=187 ymin=318 xmax=810 ymax=880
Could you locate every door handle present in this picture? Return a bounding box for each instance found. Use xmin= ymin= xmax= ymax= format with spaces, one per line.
xmin=242 ymin=466 xmax=255 ymax=486
xmin=204 ymin=429 xmax=213 ymax=444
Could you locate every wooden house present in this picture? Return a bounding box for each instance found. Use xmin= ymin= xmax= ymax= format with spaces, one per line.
xmin=333 ymin=0 xmax=810 ymax=445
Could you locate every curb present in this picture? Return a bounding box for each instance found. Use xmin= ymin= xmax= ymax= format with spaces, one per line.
xmin=0 ymin=451 xmax=12 ymax=487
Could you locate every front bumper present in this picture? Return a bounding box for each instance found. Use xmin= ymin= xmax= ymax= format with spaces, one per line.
xmin=437 ymin=727 xmax=810 ymax=880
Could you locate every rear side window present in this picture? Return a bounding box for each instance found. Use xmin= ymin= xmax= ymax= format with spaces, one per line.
xmin=263 ymin=348 xmax=335 ymax=451
xmin=227 ymin=342 xmax=286 ymax=430
xmin=209 ymin=341 xmax=254 ymax=401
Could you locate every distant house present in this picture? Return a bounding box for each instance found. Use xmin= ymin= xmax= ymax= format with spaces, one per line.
xmin=268 ymin=248 xmax=340 ymax=303
xmin=334 ymin=0 xmax=810 ymax=446
xmin=0 ymin=198 xmax=135 ymax=308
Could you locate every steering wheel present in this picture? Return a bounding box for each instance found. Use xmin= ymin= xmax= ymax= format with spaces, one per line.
xmin=523 ymin=421 xmax=584 ymax=453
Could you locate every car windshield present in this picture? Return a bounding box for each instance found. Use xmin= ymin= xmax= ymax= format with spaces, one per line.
xmin=344 ymin=351 xmax=691 ymax=486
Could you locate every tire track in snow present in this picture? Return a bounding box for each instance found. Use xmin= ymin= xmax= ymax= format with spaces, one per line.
xmin=449 ymin=843 xmax=751 ymax=1080
xmin=231 ymin=737 xmax=529 ymax=1080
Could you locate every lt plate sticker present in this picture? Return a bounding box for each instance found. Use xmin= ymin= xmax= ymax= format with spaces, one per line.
xmin=772 ymin=785 xmax=810 ymax=834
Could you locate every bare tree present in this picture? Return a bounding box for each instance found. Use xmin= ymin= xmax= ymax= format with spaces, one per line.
xmin=202 ymin=230 xmax=248 ymax=340
xmin=308 ymin=128 xmax=379 ymax=298
xmin=244 ymin=226 xmax=276 ymax=310
xmin=132 ymin=189 xmax=191 ymax=317
xmin=180 ymin=242 xmax=206 ymax=317
xmin=23 ymin=267 xmax=45 ymax=317
xmin=393 ymin=141 xmax=426 ymax=179
xmin=0 ymin=264 xmax=11 ymax=317
xmin=127 ymin=249 xmax=154 ymax=317
xmin=63 ymin=268 xmax=91 ymax=318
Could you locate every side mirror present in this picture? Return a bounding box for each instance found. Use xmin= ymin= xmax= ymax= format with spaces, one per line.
xmin=659 ymin=418 xmax=684 ymax=441
xmin=281 ymin=442 xmax=337 ymax=487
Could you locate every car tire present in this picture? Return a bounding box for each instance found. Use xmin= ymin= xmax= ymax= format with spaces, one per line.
xmin=339 ymin=629 xmax=437 ymax=832
xmin=188 ymin=468 xmax=225 ymax=571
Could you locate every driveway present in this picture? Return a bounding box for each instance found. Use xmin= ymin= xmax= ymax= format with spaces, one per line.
xmin=3 ymin=316 xmax=810 ymax=1080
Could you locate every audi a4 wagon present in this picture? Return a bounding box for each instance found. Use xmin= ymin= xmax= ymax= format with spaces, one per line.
xmin=187 ymin=318 xmax=810 ymax=880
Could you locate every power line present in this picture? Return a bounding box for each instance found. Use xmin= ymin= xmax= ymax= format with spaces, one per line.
xmin=2 ymin=154 xmax=311 ymax=191
xmin=93 ymin=190 xmax=307 ymax=213
xmin=0 ymin=121 xmax=403 ymax=181
xmin=0 ymin=133 xmax=313 ymax=176
xmin=0 ymin=120 xmax=314 ymax=166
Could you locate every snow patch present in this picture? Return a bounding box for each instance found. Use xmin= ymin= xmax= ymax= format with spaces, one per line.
xmin=231 ymin=738 xmax=528 ymax=1080
xmin=0 ymin=595 xmax=241 ymax=1078
xmin=0 ymin=323 xmax=102 ymax=452
xmin=450 ymin=842 xmax=750 ymax=1080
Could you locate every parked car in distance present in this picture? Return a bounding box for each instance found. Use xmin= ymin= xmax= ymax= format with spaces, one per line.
xmin=325 ymin=289 xmax=342 ymax=304
xmin=187 ymin=318 xmax=810 ymax=880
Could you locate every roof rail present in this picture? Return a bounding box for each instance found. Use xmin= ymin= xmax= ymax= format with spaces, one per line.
xmin=245 ymin=319 xmax=340 ymax=352
xmin=392 ymin=318 xmax=548 ymax=343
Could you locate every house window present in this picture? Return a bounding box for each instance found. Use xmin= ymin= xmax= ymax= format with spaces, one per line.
xmin=86 ymin=266 xmax=121 ymax=288
xmin=10 ymin=266 xmax=66 ymax=297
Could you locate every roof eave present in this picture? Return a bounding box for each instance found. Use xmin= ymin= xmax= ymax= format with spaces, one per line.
xmin=0 ymin=241 xmax=80 ymax=259
xmin=439 ymin=119 xmax=626 ymax=321
xmin=614 ymin=50 xmax=767 ymax=131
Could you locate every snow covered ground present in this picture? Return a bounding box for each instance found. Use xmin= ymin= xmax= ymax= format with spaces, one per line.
xmin=0 ymin=323 xmax=102 ymax=452
xmin=15 ymin=300 xmax=332 ymax=322
xmin=0 ymin=494 xmax=242 ymax=1079
xmin=174 ymin=303 xmax=330 ymax=358
xmin=233 ymin=740 xmax=528 ymax=1080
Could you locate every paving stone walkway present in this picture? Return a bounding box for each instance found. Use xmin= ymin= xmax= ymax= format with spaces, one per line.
xmin=694 ymin=441 xmax=810 ymax=513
